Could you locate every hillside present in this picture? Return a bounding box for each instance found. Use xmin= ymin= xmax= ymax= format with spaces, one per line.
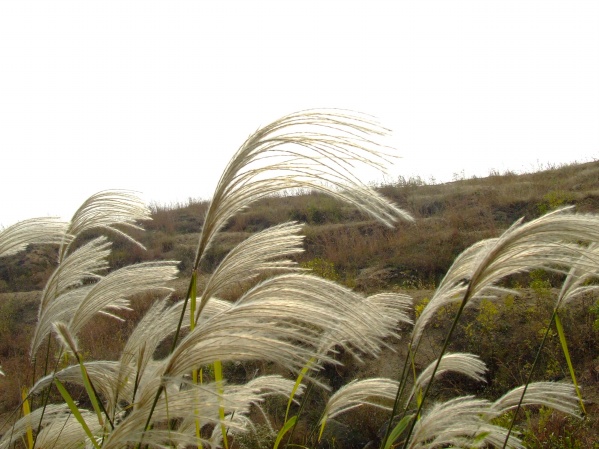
xmin=1 ymin=160 xmax=599 ymax=447
xmin=2 ymin=160 xmax=598 ymax=293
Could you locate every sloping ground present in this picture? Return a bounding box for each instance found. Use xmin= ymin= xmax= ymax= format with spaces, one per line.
xmin=2 ymin=161 xmax=598 ymax=293
xmin=1 ymin=161 xmax=598 ymax=446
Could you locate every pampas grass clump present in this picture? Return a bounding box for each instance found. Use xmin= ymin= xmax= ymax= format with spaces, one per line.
xmin=1 ymin=110 xmax=597 ymax=448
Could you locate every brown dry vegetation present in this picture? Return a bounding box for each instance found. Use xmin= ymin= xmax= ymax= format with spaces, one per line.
xmin=1 ymin=161 xmax=598 ymax=447
xmin=3 ymin=161 xmax=598 ymax=293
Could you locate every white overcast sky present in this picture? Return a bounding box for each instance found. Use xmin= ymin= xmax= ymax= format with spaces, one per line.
xmin=1 ymin=1 xmax=598 ymax=227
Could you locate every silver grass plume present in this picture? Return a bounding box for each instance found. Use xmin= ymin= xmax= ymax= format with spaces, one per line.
xmin=29 ymin=237 xmax=112 ymax=357
xmin=31 ymin=286 xmax=94 ymax=358
xmin=0 ymin=217 xmax=70 ymax=258
xmin=0 ymin=404 xmax=99 ymax=449
xmin=196 ymin=221 xmax=305 ymax=318
xmin=412 ymin=208 xmax=599 ymax=347
xmin=555 ymin=242 xmax=599 ymax=309
xmin=407 ymin=396 xmax=522 ymax=449
xmin=177 ymin=375 xmax=302 ymax=438
xmin=67 ymin=261 xmax=178 ymax=336
xmin=122 ymin=274 xmax=410 ymax=438
xmin=207 ymin=414 xmax=256 ymax=449
xmin=34 ymin=410 xmax=103 ymax=449
xmin=321 ymin=378 xmax=399 ymax=422
xmin=193 ymin=110 xmax=413 ymax=272
xmin=112 ymin=297 xmax=233 ymax=413
xmin=406 ymin=353 xmax=487 ymax=407
xmin=52 ymin=321 xmax=80 ymax=357
xmin=201 ymin=274 xmax=405 ymax=369
xmin=100 ymin=378 xmax=295 ymax=449
xmin=30 ymin=261 xmax=178 ymax=357
xmin=316 ymin=292 xmax=413 ymax=362
xmin=30 ymin=371 xmax=293 ymax=449
xmin=139 ymin=273 xmax=406 ymax=408
xmin=321 ymin=355 xmax=486 ymax=436
xmin=30 ymin=360 xmax=121 ymax=408
xmin=37 ymin=236 xmax=111 ymax=322
xmin=402 ymin=382 xmax=580 ymax=448
xmin=489 ymin=381 xmax=580 ymax=418
xmin=61 ymin=190 xmax=151 ymax=260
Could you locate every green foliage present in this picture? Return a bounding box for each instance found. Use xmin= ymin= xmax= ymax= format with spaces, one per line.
xmin=300 ymin=257 xmax=339 ymax=281
xmin=529 ymin=269 xmax=552 ymax=298
xmin=537 ymin=190 xmax=574 ymax=215
xmin=414 ymin=297 xmax=430 ymax=319
xmin=289 ymin=196 xmax=346 ymax=225
xmin=464 ymin=299 xmax=499 ymax=340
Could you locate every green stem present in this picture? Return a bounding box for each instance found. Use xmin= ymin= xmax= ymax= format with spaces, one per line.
xmin=399 ymin=288 xmax=472 ymax=449
xmin=501 ymin=308 xmax=558 ymax=449
xmin=285 ymin=382 xmax=313 ymax=449
xmin=137 ymin=269 xmax=197 ymax=448
xmin=136 ymin=384 xmax=165 ymax=449
xmin=379 ymin=345 xmax=414 ymax=449
xmin=33 ymin=339 xmax=64 ymax=448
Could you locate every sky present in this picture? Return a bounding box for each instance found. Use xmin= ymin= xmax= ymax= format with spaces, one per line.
xmin=1 ymin=1 xmax=598 ymax=227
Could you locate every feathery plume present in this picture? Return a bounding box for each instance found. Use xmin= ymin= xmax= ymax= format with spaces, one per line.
xmin=30 ymin=261 xmax=178 ymax=357
xmin=407 ymin=396 xmax=522 ymax=449
xmin=30 ymin=361 xmax=120 ymax=405
xmin=62 ymin=190 xmax=151 ymax=258
xmin=406 ymin=353 xmax=487 ymax=407
xmin=555 ymin=242 xmax=599 ymax=309
xmin=322 ymin=378 xmax=399 ymax=422
xmin=0 ymin=405 xmax=87 ymax=449
xmin=67 ymin=261 xmax=178 ymax=337
xmin=0 ymin=217 xmax=70 ymax=258
xmin=38 ymin=236 xmax=111 ymax=320
xmin=34 ymin=410 xmax=103 ymax=449
xmin=490 ymin=381 xmax=580 ymax=418
xmin=197 ymin=221 xmax=304 ymax=317
xmin=412 ymin=208 xmax=599 ymax=347
xmin=194 ymin=110 xmax=413 ymax=271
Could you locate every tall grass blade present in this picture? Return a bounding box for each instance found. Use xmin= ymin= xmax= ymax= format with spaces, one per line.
xmin=190 ymin=271 xmax=198 ymax=331
xmin=274 ymin=415 xmax=297 ymax=449
xmin=382 ymin=414 xmax=413 ymax=449
xmin=54 ymin=378 xmax=101 ymax=449
xmin=285 ymin=358 xmax=313 ymax=422
xmin=80 ymin=363 xmax=105 ymax=427
xmin=554 ymin=313 xmax=586 ymax=414
xmin=21 ymin=387 xmax=34 ymax=449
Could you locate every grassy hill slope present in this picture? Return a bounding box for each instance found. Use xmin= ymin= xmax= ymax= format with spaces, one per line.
xmin=1 ymin=161 xmax=599 ymax=446
xmin=5 ymin=160 xmax=599 ymax=293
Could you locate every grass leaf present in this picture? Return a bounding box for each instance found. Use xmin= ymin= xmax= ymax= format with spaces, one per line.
xmin=383 ymin=414 xmax=413 ymax=449
xmin=274 ymin=415 xmax=297 ymax=449
xmin=555 ymin=312 xmax=586 ymax=414
xmin=21 ymin=387 xmax=34 ymax=449
xmin=54 ymin=378 xmax=101 ymax=449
